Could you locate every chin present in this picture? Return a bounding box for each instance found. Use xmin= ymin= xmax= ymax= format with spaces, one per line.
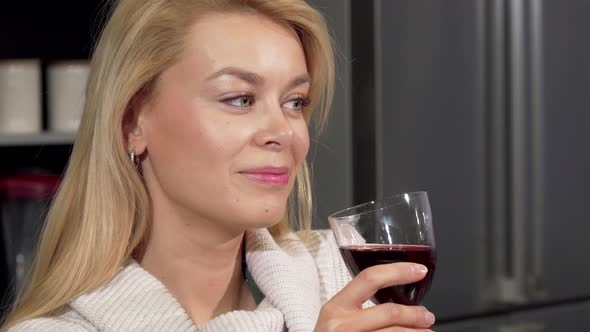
xmin=239 ymin=204 xmax=287 ymax=230
xmin=253 ymin=210 xmax=286 ymax=229
xmin=224 ymin=191 xmax=290 ymax=230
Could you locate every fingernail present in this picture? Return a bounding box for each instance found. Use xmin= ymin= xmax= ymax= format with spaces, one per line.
xmin=413 ymin=264 xmax=428 ymax=275
xmin=425 ymin=311 xmax=436 ymax=325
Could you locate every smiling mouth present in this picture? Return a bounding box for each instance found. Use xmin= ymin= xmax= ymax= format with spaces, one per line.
xmin=239 ymin=167 xmax=290 ymax=185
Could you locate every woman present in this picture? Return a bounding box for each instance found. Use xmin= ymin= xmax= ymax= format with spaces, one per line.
xmin=3 ymin=0 xmax=435 ymax=331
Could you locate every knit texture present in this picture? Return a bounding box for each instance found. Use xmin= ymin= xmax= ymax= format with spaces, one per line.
xmin=8 ymin=229 xmax=365 ymax=332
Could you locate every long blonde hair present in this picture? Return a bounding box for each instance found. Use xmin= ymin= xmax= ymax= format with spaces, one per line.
xmin=2 ymin=0 xmax=334 ymax=328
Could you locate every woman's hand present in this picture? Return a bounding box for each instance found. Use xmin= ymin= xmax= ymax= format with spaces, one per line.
xmin=315 ymin=263 xmax=435 ymax=332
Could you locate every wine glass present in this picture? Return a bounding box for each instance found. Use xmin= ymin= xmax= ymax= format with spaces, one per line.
xmin=328 ymin=191 xmax=436 ymax=305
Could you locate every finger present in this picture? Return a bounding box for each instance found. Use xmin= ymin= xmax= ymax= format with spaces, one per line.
xmin=344 ymin=304 xmax=435 ymax=331
xmin=330 ymin=263 xmax=428 ymax=308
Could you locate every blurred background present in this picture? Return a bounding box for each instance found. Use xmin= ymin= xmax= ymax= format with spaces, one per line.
xmin=1 ymin=0 xmax=589 ymax=330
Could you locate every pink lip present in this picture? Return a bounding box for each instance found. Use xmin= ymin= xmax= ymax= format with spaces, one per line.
xmin=240 ymin=167 xmax=290 ymax=185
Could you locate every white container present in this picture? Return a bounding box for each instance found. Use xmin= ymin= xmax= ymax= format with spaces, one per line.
xmin=47 ymin=61 xmax=90 ymax=133
xmin=0 ymin=60 xmax=42 ymax=134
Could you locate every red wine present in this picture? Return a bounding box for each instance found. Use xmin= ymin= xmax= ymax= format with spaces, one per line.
xmin=339 ymin=244 xmax=436 ymax=305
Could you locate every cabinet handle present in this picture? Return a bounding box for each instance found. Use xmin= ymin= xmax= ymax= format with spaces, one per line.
xmin=486 ymin=0 xmax=527 ymax=304
xmin=488 ymin=0 xmax=545 ymax=303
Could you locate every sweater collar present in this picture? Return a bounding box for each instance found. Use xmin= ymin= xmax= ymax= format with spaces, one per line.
xmin=245 ymin=228 xmax=322 ymax=332
xmin=69 ymin=228 xmax=321 ymax=331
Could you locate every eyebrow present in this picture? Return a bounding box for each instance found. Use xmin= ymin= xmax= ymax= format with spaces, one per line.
xmin=206 ymin=67 xmax=310 ymax=89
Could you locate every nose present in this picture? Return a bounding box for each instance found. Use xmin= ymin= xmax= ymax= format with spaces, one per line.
xmin=253 ymin=103 xmax=294 ymax=150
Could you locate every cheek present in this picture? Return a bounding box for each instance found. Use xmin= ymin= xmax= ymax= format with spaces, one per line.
xmin=144 ymin=96 xmax=235 ymax=193
xmin=294 ymin=121 xmax=310 ymax=163
xmin=196 ymin=119 xmax=238 ymax=156
xmin=148 ymin=95 xmax=235 ymax=160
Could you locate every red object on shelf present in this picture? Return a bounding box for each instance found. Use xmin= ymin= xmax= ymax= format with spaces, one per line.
xmin=0 ymin=174 xmax=61 ymax=199
xmin=0 ymin=173 xmax=61 ymax=292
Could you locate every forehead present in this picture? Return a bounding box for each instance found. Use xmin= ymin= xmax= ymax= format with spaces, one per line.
xmin=179 ymin=12 xmax=308 ymax=76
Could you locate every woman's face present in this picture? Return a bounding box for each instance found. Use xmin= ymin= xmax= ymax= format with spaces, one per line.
xmin=133 ymin=13 xmax=310 ymax=233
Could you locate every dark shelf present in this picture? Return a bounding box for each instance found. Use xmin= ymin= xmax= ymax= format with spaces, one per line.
xmin=0 ymin=133 xmax=75 ymax=147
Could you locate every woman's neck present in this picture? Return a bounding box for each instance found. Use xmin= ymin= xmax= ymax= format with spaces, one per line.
xmin=139 ymin=208 xmax=256 ymax=324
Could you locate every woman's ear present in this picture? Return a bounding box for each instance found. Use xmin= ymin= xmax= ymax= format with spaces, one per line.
xmin=123 ymin=93 xmax=149 ymax=155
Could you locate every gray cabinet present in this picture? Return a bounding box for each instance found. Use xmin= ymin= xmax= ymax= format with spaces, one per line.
xmin=375 ymin=0 xmax=488 ymax=319
xmin=307 ymin=0 xmax=354 ymax=228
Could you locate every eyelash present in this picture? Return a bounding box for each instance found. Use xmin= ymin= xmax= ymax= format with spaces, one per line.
xmin=285 ymin=96 xmax=312 ymax=112
xmin=223 ymin=94 xmax=255 ymax=108
xmin=222 ymin=94 xmax=311 ymax=112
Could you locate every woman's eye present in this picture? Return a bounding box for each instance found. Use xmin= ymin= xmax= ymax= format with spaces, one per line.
xmin=224 ymin=95 xmax=254 ymax=108
xmin=283 ymin=96 xmax=311 ymax=112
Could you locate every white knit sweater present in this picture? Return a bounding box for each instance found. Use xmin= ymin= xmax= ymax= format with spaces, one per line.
xmin=9 ymin=229 xmax=363 ymax=332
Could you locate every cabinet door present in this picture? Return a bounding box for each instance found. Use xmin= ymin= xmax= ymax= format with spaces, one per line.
xmin=306 ymin=0 xmax=354 ymax=228
xmin=540 ymin=0 xmax=590 ymax=302
xmin=375 ymin=0 xmax=488 ymax=319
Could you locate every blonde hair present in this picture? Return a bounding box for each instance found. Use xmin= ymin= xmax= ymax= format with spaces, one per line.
xmin=2 ymin=0 xmax=334 ymax=328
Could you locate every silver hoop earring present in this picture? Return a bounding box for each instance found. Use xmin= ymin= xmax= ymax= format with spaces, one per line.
xmin=129 ymin=149 xmax=140 ymax=167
